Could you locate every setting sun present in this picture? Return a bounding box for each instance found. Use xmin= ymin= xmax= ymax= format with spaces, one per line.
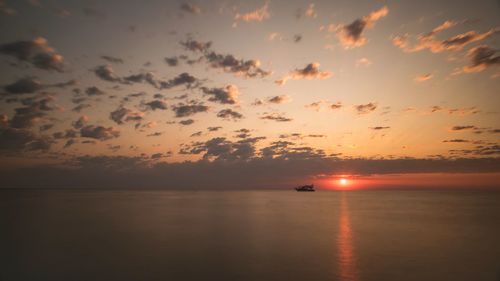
xmin=339 ymin=178 xmax=349 ymax=186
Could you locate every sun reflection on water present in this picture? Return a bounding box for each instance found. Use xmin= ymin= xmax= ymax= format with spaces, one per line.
xmin=337 ymin=193 xmax=359 ymax=281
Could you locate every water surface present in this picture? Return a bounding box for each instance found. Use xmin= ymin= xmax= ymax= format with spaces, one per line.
xmin=1 ymin=190 xmax=499 ymax=281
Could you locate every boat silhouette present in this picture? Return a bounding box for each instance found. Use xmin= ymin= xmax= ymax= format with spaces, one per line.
xmin=295 ymin=184 xmax=315 ymax=192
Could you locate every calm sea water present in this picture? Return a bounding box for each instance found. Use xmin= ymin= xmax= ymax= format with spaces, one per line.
xmin=1 ymin=190 xmax=499 ymax=281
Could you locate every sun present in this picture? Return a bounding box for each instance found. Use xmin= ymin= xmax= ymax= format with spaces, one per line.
xmin=339 ymin=178 xmax=348 ymax=186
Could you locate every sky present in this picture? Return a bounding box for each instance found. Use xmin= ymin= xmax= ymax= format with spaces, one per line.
xmin=0 ymin=0 xmax=499 ymax=189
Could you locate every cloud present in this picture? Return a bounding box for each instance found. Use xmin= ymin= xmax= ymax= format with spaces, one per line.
xmin=443 ymin=139 xmax=470 ymax=143
xmin=180 ymin=38 xmax=212 ymax=52
xmin=3 ymin=77 xmax=43 ymax=94
xmin=172 ymin=103 xmax=209 ymax=117
xmin=144 ymin=100 xmax=168 ymax=111
xmin=207 ymin=126 xmax=222 ymax=132
xmin=354 ymin=103 xmax=377 ymax=114
xmin=85 ymin=86 xmax=106 ymax=96
xmin=260 ymin=113 xmax=293 ymax=122
xmin=217 ymin=109 xmax=244 ymax=120
xmin=267 ymin=95 xmax=291 ymax=104
xmin=276 ymin=63 xmax=332 ymax=85
xmin=2 ymin=156 xmax=500 ymax=189
xmin=94 ymin=65 xmax=121 ymax=82
xmin=180 ymin=136 xmax=265 ymax=161
xmin=201 ymin=85 xmax=240 ymax=104
xmin=72 ymin=115 xmax=89 ymax=129
xmin=328 ymin=6 xmax=388 ymax=49
xmin=180 ymin=3 xmax=201 ymax=14
xmin=181 ymin=39 xmax=271 ymax=78
xmin=110 ymin=107 xmax=144 ymax=124
xmin=3 ymin=77 xmax=75 ymax=95
xmin=179 ymin=119 xmax=195 ymax=126
xmin=165 ymin=56 xmax=179 ymax=66
xmin=0 ymin=127 xmax=52 ymax=153
xmin=296 ymin=3 xmax=317 ymax=19
xmin=233 ymin=1 xmax=270 ymax=25
xmin=356 ymin=58 xmax=372 ymax=67
xmin=462 ymin=45 xmax=500 ymax=73
xmin=80 ymin=125 xmax=120 ymax=140
xmin=451 ymin=125 xmax=477 ymax=131
xmin=0 ymin=37 xmax=64 ymax=71
xmin=101 ymin=55 xmax=123 ymax=64
xmin=393 ymin=21 xmax=498 ymax=54
xmin=414 ymin=73 xmax=433 ymax=82
xmin=94 ymin=64 xmax=201 ymax=89
xmin=370 ymin=126 xmax=390 ymax=130
xmin=9 ymin=96 xmax=58 ymax=129
xmin=0 ymin=0 xmax=16 ymax=15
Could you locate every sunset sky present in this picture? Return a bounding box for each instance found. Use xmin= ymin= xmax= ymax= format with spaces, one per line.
xmin=0 ymin=0 xmax=499 ymax=189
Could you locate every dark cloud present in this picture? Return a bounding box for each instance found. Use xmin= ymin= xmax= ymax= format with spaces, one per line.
xmin=145 ymin=100 xmax=168 ymax=111
xmin=276 ymin=63 xmax=332 ymax=85
xmin=180 ymin=136 xmax=265 ymax=161
xmin=180 ymin=38 xmax=212 ymax=52
xmin=179 ymin=119 xmax=195 ymax=126
xmin=260 ymin=113 xmax=292 ymax=122
xmin=451 ymin=125 xmax=477 ymax=131
xmin=181 ymin=39 xmax=271 ymax=78
xmin=200 ymin=85 xmax=240 ymax=104
xmin=330 ymin=6 xmax=388 ymax=49
xmin=2 ymin=156 xmax=500 ymax=189
xmin=165 ymin=56 xmax=179 ymax=66
xmin=3 ymin=77 xmax=76 ymax=95
xmin=267 ymin=95 xmax=291 ymax=104
xmin=0 ymin=37 xmax=64 ymax=71
xmin=94 ymin=65 xmax=121 ymax=82
xmin=4 ymin=77 xmax=43 ymax=94
xmin=217 ymin=109 xmax=243 ymax=120
xmin=180 ymin=3 xmax=201 ymax=14
xmin=207 ymin=126 xmax=222 ymax=132
xmin=9 ymin=96 xmax=57 ymax=128
xmin=72 ymin=115 xmax=88 ymax=129
xmin=85 ymin=86 xmax=106 ymax=96
xmin=172 ymin=103 xmax=209 ymax=117
xmin=463 ymin=45 xmax=500 ymax=73
xmin=101 ymin=55 xmax=123 ymax=64
xmin=370 ymin=126 xmax=390 ymax=130
xmin=72 ymin=104 xmax=91 ymax=113
xmin=80 ymin=125 xmax=120 ymax=140
xmin=443 ymin=139 xmax=470 ymax=143
xmin=190 ymin=131 xmax=203 ymax=137
xmin=354 ymin=103 xmax=377 ymax=114
xmin=110 ymin=107 xmax=143 ymax=124
xmin=147 ymin=132 xmax=163 ymax=137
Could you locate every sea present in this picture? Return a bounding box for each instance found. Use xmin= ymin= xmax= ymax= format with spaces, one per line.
xmin=1 ymin=189 xmax=499 ymax=281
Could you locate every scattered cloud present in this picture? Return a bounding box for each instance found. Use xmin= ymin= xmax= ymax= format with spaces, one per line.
xmin=181 ymin=39 xmax=271 ymax=78
xmin=0 ymin=37 xmax=65 ymax=71
xmin=217 ymin=109 xmax=244 ymax=120
xmin=80 ymin=125 xmax=120 ymax=141
xmin=326 ymin=6 xmax=389 ymax=49
xmin=260 ymin=112 xmax=293 ymax=122
xmin=201 ymin=85 xmax=240 ymax=104
xmin=180 ymin=3 xmax=201 ymax=15
xmin=354 ymin=103 xmax=377 ymax=114
xmin=233 ymin=1 xmax=270 ymax=26
xmin=414 ymin=73 xmax=433 ymax=82
xmin=392 ymin=21 xmax=498 ymax=53
xmin=276 ymin=63 xmax=332 ymax=85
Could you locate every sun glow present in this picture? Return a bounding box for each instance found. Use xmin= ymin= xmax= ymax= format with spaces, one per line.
xmin=339 ymin=178 xmax=349 ymax=186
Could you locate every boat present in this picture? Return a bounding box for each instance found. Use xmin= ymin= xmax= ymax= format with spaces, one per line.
xmin=295 ymin=184 xmax=315 ymax=192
